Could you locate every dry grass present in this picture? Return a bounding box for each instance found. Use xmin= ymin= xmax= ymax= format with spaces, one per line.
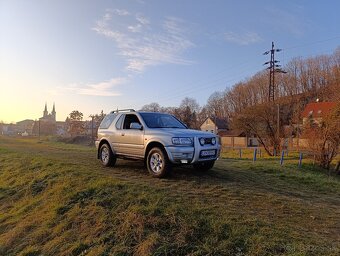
xmin=0 ymin=136 xmax=339 ymax=255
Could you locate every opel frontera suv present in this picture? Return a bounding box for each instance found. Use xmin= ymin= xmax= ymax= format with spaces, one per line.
xmin=95 ymin=109 xmax=221 ymax=178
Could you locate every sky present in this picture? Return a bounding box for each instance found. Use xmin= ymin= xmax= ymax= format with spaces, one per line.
xmin=0 ymin=0 xmax=339 ymax=123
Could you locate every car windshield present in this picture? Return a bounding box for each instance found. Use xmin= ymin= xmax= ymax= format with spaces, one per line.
xmin=140 ymin=113 xmax=187 ymax=129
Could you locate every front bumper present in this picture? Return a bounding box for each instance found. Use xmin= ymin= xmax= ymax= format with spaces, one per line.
xmin=164 ymin=137 xmax=220 ymax=164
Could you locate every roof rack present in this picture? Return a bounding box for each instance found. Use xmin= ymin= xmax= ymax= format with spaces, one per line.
xmin=110 ymin=109 xmax=135 ymax=114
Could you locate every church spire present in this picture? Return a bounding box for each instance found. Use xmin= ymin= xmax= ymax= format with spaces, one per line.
xmin=51 ymin=102 xmax=56 ymax=121
xmin=43 ymin=102 xmax=48 ymax=117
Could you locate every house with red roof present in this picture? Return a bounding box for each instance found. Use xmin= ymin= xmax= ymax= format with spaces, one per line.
xmin=301 ymin=101 xmax=336 ymax=126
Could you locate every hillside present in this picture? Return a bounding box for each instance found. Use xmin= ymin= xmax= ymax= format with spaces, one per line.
xmin=0 ymin=137 xmax=339 ymax=255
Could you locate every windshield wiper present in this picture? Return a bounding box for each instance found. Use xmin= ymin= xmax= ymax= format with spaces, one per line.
xmin=150 ymin=126 xmax=183 ymax=128
xmin=163 ymin=126 xmax=184 ymax=128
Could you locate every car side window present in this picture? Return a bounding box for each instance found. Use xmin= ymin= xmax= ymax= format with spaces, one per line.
xmin=115 ymin=114 xmax=124 ymax=130
xmin=99 ymin=114 xmax=117 ymax=129
xmin=123 ymin=114 xmax=141 ymax=129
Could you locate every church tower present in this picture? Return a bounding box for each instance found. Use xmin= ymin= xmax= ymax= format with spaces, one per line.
xmin=43 ymin=103 xmax=48 ymax=117
xmin=51 ymin=103 xmax=56 ymax=121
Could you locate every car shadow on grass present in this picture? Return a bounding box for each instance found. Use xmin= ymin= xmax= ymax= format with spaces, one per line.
xmin=104 ymin=159 xmax=226 ymax=181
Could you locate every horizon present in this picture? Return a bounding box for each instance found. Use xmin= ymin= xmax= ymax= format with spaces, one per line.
xmin=1 ymin=0 xmax=340 ymax=123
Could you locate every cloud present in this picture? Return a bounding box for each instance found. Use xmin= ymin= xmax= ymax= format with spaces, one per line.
xmin=136 ymin=14 xmax=149 ymax=25
xmin=224 ymin=31 xmax=262 ymax=45
xmin=65 ymin=77 xmax=127 ymax=96
xmin=128 ymin=23 xmax=143 ymax=33
xmin=92 ymin=11 xmax=194 ymax=73
xmin=113 ymin=9 xmax=130 ymax=16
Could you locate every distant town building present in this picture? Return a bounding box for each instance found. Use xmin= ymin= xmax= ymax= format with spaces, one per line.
xmin=301 ymin=102 xmax=336 ymax=126
xmin=56 ymin=121 xmax=67 ymax=136
xmin=0 ymin=123 xmax=17 ymax=135
xmin=16 ymin=119 xmax=35 ymax=135
xmin=33 ymin=103 xmax=59 ymax=135
xmin=200 ymin=116 xmax=228 ymax=134
xmin=40 ymin=103 xmax=56 ymax=122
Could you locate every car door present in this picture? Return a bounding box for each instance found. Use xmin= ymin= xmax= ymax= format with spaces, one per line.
xmin=115 ymin=114 xmax=144 ymax=157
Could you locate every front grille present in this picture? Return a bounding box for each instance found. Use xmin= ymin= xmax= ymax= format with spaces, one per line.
xmin=204 ymin=138 xmax=212 ymax=144
xmin=200 ymin=137 xmax=214 ymax=145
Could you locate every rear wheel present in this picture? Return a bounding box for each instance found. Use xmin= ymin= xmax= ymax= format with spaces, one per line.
xmin=147 ymin=147 xmax=171 ymax=178
xmin=99 ymin=143 xmax=116 ymax=167
xmin=193 ymin=160 xmax=215 ymax=171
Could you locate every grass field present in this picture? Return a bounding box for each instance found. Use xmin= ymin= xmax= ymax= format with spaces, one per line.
xmin=0 ymin=136 xmax=339 ymax=256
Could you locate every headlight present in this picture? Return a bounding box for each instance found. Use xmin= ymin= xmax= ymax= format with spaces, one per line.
xmin=199 ymin=137 xmax=205 ymax=146
xmin=211 ymin=137 xmax=216 ymax=145
xmin=172 ymin=137 xmax=193 ymax=145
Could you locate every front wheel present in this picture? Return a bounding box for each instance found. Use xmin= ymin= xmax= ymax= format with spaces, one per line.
xmin=99 ymin=143 xmax=116 ymax=167
xmin=193 ymin=160 xmax=215 ymax=171
xmin=147 ymin=148 xmax=171 ymax=178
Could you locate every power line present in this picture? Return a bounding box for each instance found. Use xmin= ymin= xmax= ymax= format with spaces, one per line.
xmin=141 ymin=60 xmax=260 ymax=106
xmin=148 ymin=64 xmax=258 ymax=106
xmin=263 ymin=42 xmax=287 ymax=102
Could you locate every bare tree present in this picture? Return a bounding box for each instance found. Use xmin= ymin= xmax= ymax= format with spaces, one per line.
xmin=303 ymin=102 xmax=340 ymax=169
xmin=67 ymin=110 xmax=85 ymax=137
xmin=140 ymin=103 xmax=162 ymax=112
xmin=233 ymin=103 xmax=284 ymax=156
xmin=206 ymin=92 xmax=226 ymax=118
xmin=178 ymin=97 xmax=200 ymax=129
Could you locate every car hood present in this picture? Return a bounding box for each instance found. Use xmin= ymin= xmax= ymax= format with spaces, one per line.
xmin=145 ymin=128 xmax=216 ymax=137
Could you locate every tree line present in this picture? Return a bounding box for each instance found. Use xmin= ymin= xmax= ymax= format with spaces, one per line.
xmin=141 ymin=47 xmax=339 ymax=127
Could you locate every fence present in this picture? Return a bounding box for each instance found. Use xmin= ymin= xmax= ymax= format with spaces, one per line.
xmin=220 ymin=136 xmax=310 ymax=150
xmin=220 ymin=146 xmax=339 ymax=171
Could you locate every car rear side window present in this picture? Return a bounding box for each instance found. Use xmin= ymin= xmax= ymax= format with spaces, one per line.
xmin=99 ymin=114 xmax=117 ymax=129
xmin=115 ymin=114 xmax=124 ymax=130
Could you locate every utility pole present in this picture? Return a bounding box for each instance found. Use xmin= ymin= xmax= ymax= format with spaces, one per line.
xmin=89 ymin=115 xmax=94 ymax=145
xmin=277 ymin=103 xmax=280 ymax=154
xmin=263 ymin=42 xmax=287 ymax=155
xmin=38 ymin=119 xmax=41 ymax=140
xmin=263 ymin=42 xmax=287 ymax=102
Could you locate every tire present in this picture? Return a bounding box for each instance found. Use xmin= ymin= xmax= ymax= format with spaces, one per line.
xmin=147 ymin=147 xmax=171 ymax=178
xmin=193 ymin=160 xmax=215 ymax=171
xmin=99 ymin=143 xmax=116 ymax=167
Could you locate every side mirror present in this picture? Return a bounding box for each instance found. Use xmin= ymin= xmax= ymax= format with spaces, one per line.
xmin=130 ymin=122 xmax=143 ymax=130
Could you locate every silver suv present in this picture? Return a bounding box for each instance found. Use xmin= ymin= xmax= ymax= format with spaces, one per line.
xmin=95 ymin=109 xmax=220 ymax=178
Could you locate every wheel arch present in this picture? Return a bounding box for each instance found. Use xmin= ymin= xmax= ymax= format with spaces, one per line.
xmin=144 ymin=141 xmax=168 ymax=160
xmin=97 ymin=139 xmax=112 ymax=159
